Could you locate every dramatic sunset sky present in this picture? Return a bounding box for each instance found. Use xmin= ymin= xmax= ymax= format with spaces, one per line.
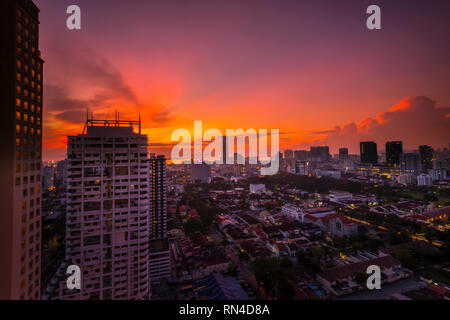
xmin=35 ymin=0 xmax=450 ymax=161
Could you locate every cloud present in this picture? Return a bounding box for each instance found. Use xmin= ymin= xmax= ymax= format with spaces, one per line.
xmin=313 ymin=96 xmax=450 ymax=153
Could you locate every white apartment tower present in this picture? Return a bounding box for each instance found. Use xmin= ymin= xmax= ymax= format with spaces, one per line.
xmin=44 ymin=118 xmax=150 ymax=299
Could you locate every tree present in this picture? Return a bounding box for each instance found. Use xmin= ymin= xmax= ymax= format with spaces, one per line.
xmin=354 ymin=271 xmax=368 ymax=285
xmin=183 ymin=219 xmax=203 ymax=235
xmin=396 ymin=249 xmax=417 ymax=270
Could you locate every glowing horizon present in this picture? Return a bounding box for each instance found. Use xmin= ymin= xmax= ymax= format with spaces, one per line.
xmin=35 ymin=0 xmax=450 ymax=161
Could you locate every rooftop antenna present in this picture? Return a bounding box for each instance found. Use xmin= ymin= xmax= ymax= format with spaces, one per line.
xmin=139 ymin=112 xmax=141 ymax=134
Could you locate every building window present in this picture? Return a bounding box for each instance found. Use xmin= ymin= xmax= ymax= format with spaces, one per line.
xmin=16 ymin=99 xmax=21 ymax=107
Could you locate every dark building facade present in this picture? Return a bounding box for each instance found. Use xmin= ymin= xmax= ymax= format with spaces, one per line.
xmin=294 ymin=150 xmax=308 ymax=161
xmin=339 ymin=148 xmax=349 ymax=161
xmin=310 ymin=146 xmax=330 ymax=162
xmin=386 ymin=141 xmax=403 ymax=167
xmin=419 ymin=145 xmax=434 ymax=173
xmin=360 ymin=142 xmax=378 ymax=165
xmin=150 ymin=155 xmax=167 ymax=239
xmin=400 ymin=153 xmax=421 ymax=174
xmin=0 ymin=0 xmax=43 ymax=300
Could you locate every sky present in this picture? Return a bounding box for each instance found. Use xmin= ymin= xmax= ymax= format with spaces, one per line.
xmin=34 ymin=0 xmax=450 ymax=161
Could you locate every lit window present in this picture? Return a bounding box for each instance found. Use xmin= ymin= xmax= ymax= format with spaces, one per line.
xmin=16 ymin=125 xmax=21 ymax=134
xmin=17 ymin=86 xmax=21 ymax=94
xmin=17 ymin=73 xmax=21 ymax=81
xmin=16 ymin=98 xmax=21 ymax=107
xmin=16 ymin=112 xmax=21 ymax=120
xmin=17 ymin=60 xmax=22 ymax=68
xmin=17 ymin=35 xmax=22 ymax=44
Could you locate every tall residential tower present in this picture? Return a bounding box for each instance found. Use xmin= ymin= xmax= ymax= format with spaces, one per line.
xmin=0 ymin=0 xmax=43 ymax=300
xmin=44 ymin=118 xmax=151 ymax=300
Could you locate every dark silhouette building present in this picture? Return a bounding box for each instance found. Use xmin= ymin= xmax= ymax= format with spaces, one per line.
xmin=310 ymin=146 xmax=330 ymax=162
xmin=339 ymin=148 xmax=349 ymax=161
xmin=386 ymin=141 xmax=403 ymax=167
xmin=294 ymin=150 xmax=308 ymax=161
xmin=400 ymin=153 xmax=420 ymax=174
xmin=419 ymin=145 xmax=434 ymax=172
xmin=0 ymin=0 xmax=43 ymax=300
xmin=360 ymin=142 xmax=378 ymax=165
xmin=150 ymin=154 xmax=167 ymax=239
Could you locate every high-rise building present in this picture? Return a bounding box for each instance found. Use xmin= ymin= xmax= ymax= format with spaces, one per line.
xmin=294 ymin=150 xmax=308 ymax=161
xmin=310 ymin=146 xmax=330 ymax=162
xmin=339 ymin=148 xmax=349 ymax=161
xmin=43 ymin=163 xmax=56 ymax=191
xmin=150 ymin=155 xmax=167 ymax=240
xmin=400 ymin=153 xmax=420 ymax=174
xmin=0 ymin=0 xmax=43 ymax=300
xmin=386 ymin=141 xmax=403 ymax=167
xmin=360 ymin=142 xmax=378 ymax=165
xmin=55 ymin=159 xmax=68 ymax=187
xmin=45 ymin=118 xmax=151 ymax=300
xmin=284 ymin=150 xmax=294 ymax=161
xmin=149 ymin=155 xmax=170 ymax=283
xmin=419 ymin=145 xmax=434 ymax=173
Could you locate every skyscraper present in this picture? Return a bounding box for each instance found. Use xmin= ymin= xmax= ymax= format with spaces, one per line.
xmin=294 ymin=150 xmax=308 ymax=161
xmin=149 ymin=155 xmax=171 ymax=283
xmin=0 ymin=0 xmax=43 ymax=300
xmin=150 ymin=154 xmax=167 ymax=240
xmin=310 ymin=146 xmax=330 ymax=162
xmin=45 ymin=118 xmax=151 ymax=300
xmin=339 ymin=148 xmax=349 ymax=161
xmin=386 ymin=141 xmax=403 ymax=167
xmin=360 ymin=142 xmax=378 ymax=165
xmin=400 ymin=153 xmax=420 ymax=174
xmin=284 ymin=150 xmax=294 ymax=161
xmin=419 ymin=145 xmax=434 ymax=173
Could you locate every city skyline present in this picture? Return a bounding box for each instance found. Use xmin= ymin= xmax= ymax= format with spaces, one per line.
xmin=2 ymin=0 xmax=450 ymax=303
xmin=34 ymin=0 xmax=450 ymax=161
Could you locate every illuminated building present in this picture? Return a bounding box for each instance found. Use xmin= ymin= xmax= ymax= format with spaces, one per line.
xmin=386 ymin=141 xmax=403 ymax=167
xmin=0 ymin=0 xmax=43 ymax=300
